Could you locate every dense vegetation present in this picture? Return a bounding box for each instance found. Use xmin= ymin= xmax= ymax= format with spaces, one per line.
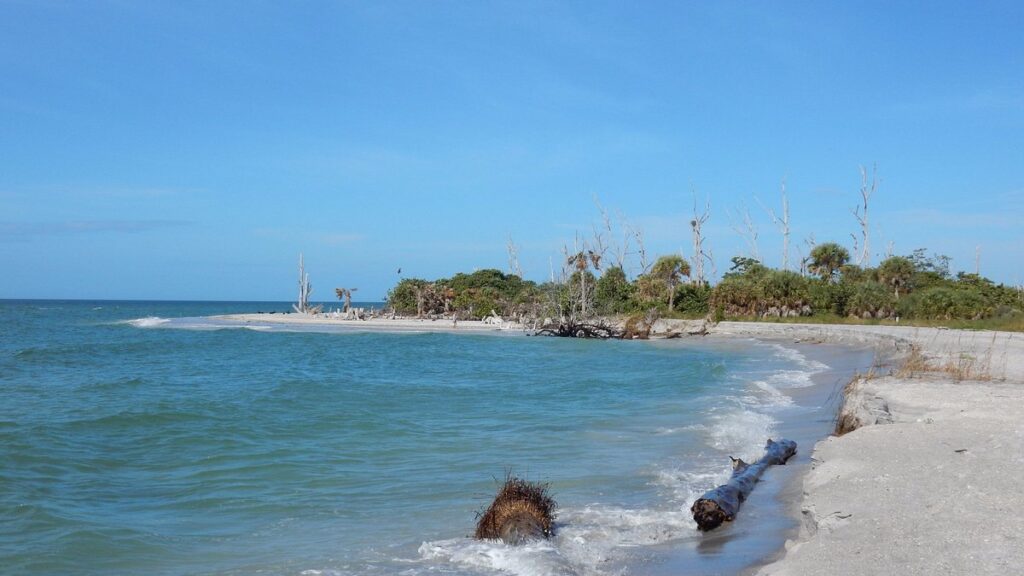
xmin=385 ymin=247 xmax=1024 ymax=328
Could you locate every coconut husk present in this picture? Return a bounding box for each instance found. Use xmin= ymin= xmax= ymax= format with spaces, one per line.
xmin=474 ymin=476 xmax=556 ymax=544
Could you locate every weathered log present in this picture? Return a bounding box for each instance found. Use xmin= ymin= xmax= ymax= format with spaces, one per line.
xmin=690 ymin=438 xmax=797 ymax=531
xmin=474 ymin=476 xmax=556 ymax=544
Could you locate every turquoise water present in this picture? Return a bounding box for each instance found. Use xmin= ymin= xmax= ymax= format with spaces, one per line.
xmin=0 ymin=300 xmax=864 ymax=575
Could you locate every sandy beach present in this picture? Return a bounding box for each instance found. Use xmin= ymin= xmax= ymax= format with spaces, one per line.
xmin=212 ymin=313 xmax=1024 ymax=574
xmin=701 ymin=322 xmax=1024 ymax=575
xmin=211 ymin=312 xmax=527 ymax=334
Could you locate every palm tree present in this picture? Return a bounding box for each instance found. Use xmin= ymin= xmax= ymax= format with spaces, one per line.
xmin=878 ymin=256 xmax=915 ymax=299
xmin=567 ymin=249 xmax=602 ymax=317
xmin=808 ymin=243 xmax=850 ymax=282
xmin=651 ymin=255 xmax=691 ymax=310
xmin=335 ymin=287 xmax=358 ymax=312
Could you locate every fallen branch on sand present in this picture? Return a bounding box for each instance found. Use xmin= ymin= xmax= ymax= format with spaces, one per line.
xmin=474 ymin=476 xmax=557 ymax=544
xmin=691 ymin=438 xmax=797 ymax=531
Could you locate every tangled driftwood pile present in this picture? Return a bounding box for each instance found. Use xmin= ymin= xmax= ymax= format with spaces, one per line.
xmin=533 ymin=320 xmax=622 ymax=339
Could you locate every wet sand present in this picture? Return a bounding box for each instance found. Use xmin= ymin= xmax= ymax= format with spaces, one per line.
xmin=649 ymin=341 xmax=878 ymax=576
xmin=698 ymin=323 xmax=1024 ymax=576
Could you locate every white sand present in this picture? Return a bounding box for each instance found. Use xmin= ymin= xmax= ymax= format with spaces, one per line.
xmin=212 ymin=313 xmax=527 ymax=334
xmin=698 ymin=322 xmax=1024 ymax=576
xmin=707 ymin=321 xmax=1024 ymax=381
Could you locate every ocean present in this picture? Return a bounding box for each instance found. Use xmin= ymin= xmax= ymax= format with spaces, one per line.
xmin=0 ymin=300 xmax=873 ymax=575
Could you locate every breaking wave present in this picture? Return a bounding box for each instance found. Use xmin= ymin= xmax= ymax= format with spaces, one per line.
xmin=122 ymin=316 xmax=170 ymax=328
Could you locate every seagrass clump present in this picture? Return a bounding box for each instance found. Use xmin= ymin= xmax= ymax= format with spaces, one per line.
xmin=474 ymin=476 xmax=556 ymax=544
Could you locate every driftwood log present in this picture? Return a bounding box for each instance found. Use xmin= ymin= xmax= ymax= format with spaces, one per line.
xmin=690 ymin=438 xmax=797 ymax=531
xmin=474 ymin=477 xmax=556 ymax=544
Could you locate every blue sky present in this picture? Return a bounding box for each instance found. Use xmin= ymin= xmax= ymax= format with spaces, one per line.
xmin=2 ymin=1 xmax=1021 ymax=300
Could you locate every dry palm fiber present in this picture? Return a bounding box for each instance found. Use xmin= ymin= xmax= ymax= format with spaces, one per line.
xmin=474 ymin=476 xmax=556 ymax=544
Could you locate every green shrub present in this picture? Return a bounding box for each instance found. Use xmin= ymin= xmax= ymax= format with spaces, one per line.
xmin=674 ymin=283 xmax=712 ymax=315
xmin=761 ymin=270 xmax=809 ymax=304
xmin=840 ymin=264 xmax=875 ymax=284
xmin=632 ymin=273 xmax=667 ymax=309
xmin=453 ymin=286 xmax=503 ymax=319
xmin=386 ymin=278 xmax=431 ymax=315
xmin=902 ymin=286 xmax=991 ymax=320
xmin=595 ymin=266 xmax=635 ymax=314
xmin=710 ymin=275 xmax=759 ymax=316
xmin=846 ymin=281 xmax=895 ymax=319
xmin=808 ymin=281 xmax=850 ymax=316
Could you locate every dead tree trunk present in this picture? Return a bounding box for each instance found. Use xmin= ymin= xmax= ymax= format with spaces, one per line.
xmin=690 ymin=438 xmax=797 ymax=531
xmin=760 ymin=178 xmax=791 ymax=271
xmin=852 ymin=164 xmax=878 ymax=267
xmin=690 ymin=199 xmax=710 ymax=286
xmin=293 ymin=253 xmax=313 ymax=314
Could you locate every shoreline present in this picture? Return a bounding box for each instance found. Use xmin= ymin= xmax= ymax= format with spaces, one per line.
xmin=209 ymin=312 xmax=527 ymax=334
xmin=649 ymin=339 xmax=877 ymax=576
xmin=201 ymin=313 xmax=1024 ymax=573
xmin=699 ymin=322 xmax=1024 ymax=575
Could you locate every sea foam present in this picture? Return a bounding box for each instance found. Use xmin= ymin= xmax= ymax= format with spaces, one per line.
xmin=123 ymin=316 xmax=170 ymax=328
xmin=420 ymin=500 xmax=701 ymax=576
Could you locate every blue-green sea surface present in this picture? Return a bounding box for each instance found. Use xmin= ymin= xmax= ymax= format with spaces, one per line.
xmin=0 ymin=301 xmax=871 ymax=575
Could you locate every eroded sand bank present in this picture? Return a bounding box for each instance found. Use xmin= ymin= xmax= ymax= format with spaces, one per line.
xmin=702 ymin=323 xmax=1024 ymax=576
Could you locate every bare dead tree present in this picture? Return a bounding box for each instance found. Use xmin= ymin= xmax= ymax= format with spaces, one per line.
xmin=412 ymin=284 xmax=426 ymax=318
xmin=886 ymin=240 xmax=895 ymax=259
xmin=560 ymin=234 xmax=599 ymax=320
xmin=626 ymin=224 xmax=650 ymax=276
xmin=705 ymin=247 xmax=718 ymax=279
xmin=691 ymin=198 xmax=711 ymax=286
xmin=592 ymin=197 xmax=629 ymax=271
xmin=293 ymin=253 xmax=314 ymax=314
xmin=729 ymin=203 xmax=760 ymax=261
xmin=590 ymin=225 xmax=608 ymax=271
xmin=852 ymin=164 xmax=879 ymax=267
xmin=507 ymin=235 xmax=523 ymax=278
xmin=758 ymin=178 xmax=791 ymax=270
xmin=539 ymin=231 xmax=618 ymax=339
xmin=559 ymin=243 xmax=572 ymax=284
xmin=610 ymin=209 xmax=634 ymax=272
xmin=797 ymin=233 xmax=817 ymax=276
xmin=975 ymin=245 xmax=981 ymax=276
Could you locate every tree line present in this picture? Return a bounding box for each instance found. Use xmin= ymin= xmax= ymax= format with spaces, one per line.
xmin=386 ymin=246 xmax=1023 ymax=325
xmin=382 ymin=167 xmax=1021 ymax=327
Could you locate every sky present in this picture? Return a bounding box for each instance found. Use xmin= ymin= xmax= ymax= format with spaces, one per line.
xmin=1 ymin=1 xmax=1022 ymax=301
